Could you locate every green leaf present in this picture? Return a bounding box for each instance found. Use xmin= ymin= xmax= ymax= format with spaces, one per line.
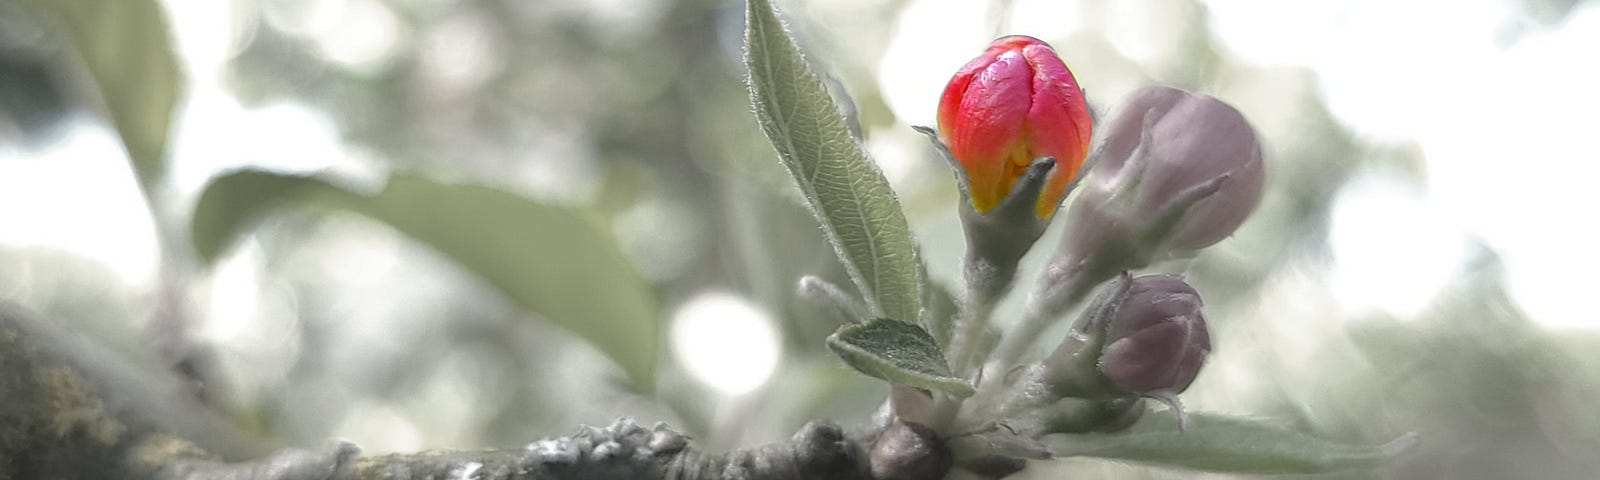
xmin=826 ymin=318 xmax=973 ymax=397
xmin=743 ymin=0 xmax=921 ymax=325
xmin=21 ymin=0 xmax=181 ymax=188
xmin=1047 ymin=410 xmax=1418 ymax=474
xmin=192 ymin=170 xmax=658 ymax=386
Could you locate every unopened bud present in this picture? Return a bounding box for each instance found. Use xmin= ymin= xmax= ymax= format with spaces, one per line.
xmin=1037 ymin=86 xmax=1263 ymax=312
xmin=992 ymin=275 xmax=1209 ymax=436
xmin=936 ymin=35 xmax=1091 ymax=218
xmin=1094 ymin=274 xmax=1210 ymax=395
xmin=922 ymin=35 xmax=1094 ymax=303
xmin=1094 ymin=85 xmax=1263 ymax=247
xmin=1037 ymin=274 xmax=1211 ymax=398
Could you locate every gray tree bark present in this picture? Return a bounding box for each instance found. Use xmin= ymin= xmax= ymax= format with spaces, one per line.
xmin=0 ymin=305 xmax=947 ymax=480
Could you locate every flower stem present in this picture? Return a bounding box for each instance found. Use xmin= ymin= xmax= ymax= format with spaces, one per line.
xmin=930 ymin=253 xmax=1011 ymax=431
xmin=987 ymin=262 xmax=1107 ymax=379
xmin=945 ymin=255 xmax=1009 ymax=377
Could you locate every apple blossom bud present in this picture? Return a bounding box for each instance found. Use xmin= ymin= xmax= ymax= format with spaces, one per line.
xmin=992 ymin=275 xmax=1209 ymax=435
xmin=1092 ymin=274 xmax=1210 ymax=395
xmin=1035 ymin=274 xmax=1211 ymax=398
xmin=1033 ymin=86 xmax=1263 ymax=317
xmin=936 ymin=35 xmax=1092 ymax=219
xmin=1086 ymin=85 xmax=1264 ymax=250
xmin=921 ymin=35 xmax=1092 ymax=306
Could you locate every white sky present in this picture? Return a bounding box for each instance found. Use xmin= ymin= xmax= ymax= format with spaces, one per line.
xmin=1205 ymin=0 xmax=1600 ymax=327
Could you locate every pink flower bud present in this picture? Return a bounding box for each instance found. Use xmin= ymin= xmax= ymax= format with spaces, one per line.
xmin=1031 ymin=87 xmax=1264 ymax=318
xmin=937 ymin=35 xmax=1092 ymax=218
xmin=1034 ymin=274 xmax=1211 ymax=399
xmin=1095 ymin=275 xmax=1210 ymax=395
xmin=1082 ymin=85 xmax=1265 ymax=251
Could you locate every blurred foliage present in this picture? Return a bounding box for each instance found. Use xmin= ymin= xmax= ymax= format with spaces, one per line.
xmin=1050 ymin=410 xmax=1416 ymax=474
xmin=191 ymin=169 xmax=659 ymax=386
xmin=16 ymin=0 xmax=180 ymax=190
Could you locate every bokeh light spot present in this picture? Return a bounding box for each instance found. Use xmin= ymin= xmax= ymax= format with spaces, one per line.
xmin=1328 ymin=175 xmax=1467 ymax=317
xmin=670 ymin=291 xmax=781 ymax=396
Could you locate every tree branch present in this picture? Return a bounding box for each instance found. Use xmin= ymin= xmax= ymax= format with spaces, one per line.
xmin=0 ymin=305 xmax=947 ymax=480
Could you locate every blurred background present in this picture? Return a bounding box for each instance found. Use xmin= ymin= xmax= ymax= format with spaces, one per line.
xmin=2 ymin=0 xmax=1599 ymax=478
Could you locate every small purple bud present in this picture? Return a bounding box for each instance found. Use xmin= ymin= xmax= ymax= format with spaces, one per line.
xmin=1094 ymin=274 xmax=1211 ymax=395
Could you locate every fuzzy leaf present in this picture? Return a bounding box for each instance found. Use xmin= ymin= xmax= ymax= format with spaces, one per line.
xmin=743 ymin=0 xmax=920 ymax=325
xmin=1047 ymin=410 xmax=1418 ymax=474
xmin=21 ymin=0 xmax=181 ymax=188
xmin=827 ymin=318 xmax=973 ymax=397
xmin=192 ymin=170 xmax=658 ymax=386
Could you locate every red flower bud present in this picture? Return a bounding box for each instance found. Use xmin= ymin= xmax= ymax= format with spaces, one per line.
xmin=937 ymin=35 xmax=1092 ymax=218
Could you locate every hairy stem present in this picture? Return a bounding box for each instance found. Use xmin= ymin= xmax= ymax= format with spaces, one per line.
xmin=933 ymin=262 xmax=1005 ymax=432
xmin=987 ymin=261 xmax=1109 ymax=376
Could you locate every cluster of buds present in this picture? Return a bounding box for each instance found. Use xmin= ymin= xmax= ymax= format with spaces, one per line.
xmin=920 ymin=35 xmax=1263 ymax=478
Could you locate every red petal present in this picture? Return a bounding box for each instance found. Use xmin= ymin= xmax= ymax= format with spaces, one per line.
xmin=989 ymin=35 xmax=1048 ymax=54
xmin=937 ymin=49 xmax=1001 ymax=142
xmin=1021 ymin=43 xmax=1092 ymax=217
xmin=950 ymin=50 xmax=1032 ymax=212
